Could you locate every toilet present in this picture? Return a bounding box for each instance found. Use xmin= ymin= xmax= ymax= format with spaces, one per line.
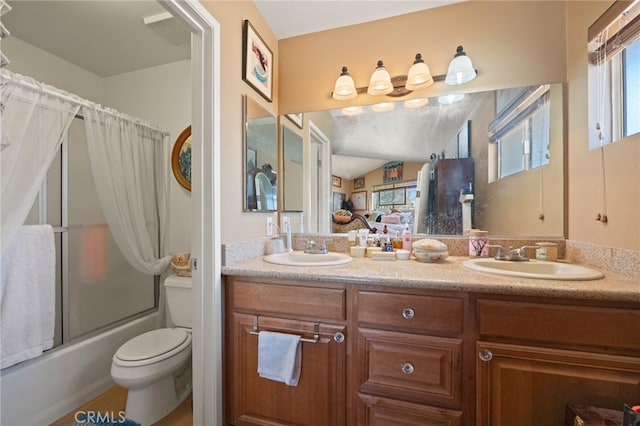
xmin=110 ymin=274 xmax=193 ymax=426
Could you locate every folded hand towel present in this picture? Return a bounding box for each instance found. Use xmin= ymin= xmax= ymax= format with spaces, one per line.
xmin=257 ymin=331 xmax=301 ymax=386
xmin=0 ymin=225 xmax=55 ymax=369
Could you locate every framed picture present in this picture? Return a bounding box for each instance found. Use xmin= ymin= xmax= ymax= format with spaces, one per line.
xmin=246 ymin=148 xmax=257 ymax=171
xmin=332 ymin=191 xmax=345 ymax=211
xmin=354 ymin=176 xmax=365 ymax=189
xmin=287 ymin=113 xmax=303 ymax=129
xmin=332 ymin=175 xmax=342 ymax=187
xmin=383 ymin=161 xmax=404 ymax=184
xmin=242 ymin=20 xmax=273 ymax=102
xmin=171 ymin=125 xmax=192 ymax=191
xmin=351 ymin=191 xmax=367 ymax=211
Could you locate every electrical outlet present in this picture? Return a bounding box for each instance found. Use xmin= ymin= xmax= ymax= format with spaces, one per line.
xmin=266 ymin=217 xmax=274 ymax=236
xmin=282 ymin=216 xmax=291 ymax=231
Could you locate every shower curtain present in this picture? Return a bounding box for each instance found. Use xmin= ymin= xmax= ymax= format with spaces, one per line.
xmin=1 ymin=69 xmax=170 ymax=275
xmin=0 ymin=70 xmax=80 ymax=253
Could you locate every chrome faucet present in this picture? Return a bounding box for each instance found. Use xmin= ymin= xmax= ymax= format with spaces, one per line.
xmin=488 ymin=244 xmax=539 ymax=261
xmin=304 ymin=240 xmax=328 ymax=254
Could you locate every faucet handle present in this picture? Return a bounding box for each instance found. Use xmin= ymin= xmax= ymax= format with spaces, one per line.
xmin=487 ymin=244 xmax=507 ymax=261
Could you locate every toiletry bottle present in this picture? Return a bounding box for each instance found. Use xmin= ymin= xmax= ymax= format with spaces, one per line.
xmin=384 ymin=237 xmax=393 ymax=252
xmin=392 ymin=231 xmax=403 ymax=249
xmin=402 ymin=222 xmax=412 ymax=251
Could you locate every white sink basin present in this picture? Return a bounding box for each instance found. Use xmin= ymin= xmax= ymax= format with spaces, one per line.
xmin=463 ymin=258 xmax=604 ymax=281
xmin=264 ymin=251 xmax=353 ymax=267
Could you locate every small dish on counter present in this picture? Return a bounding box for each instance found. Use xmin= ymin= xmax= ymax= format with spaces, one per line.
xmin=412 ymin=238 xmax=449 ymax=263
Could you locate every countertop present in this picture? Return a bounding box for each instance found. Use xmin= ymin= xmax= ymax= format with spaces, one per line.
xmin=222 ymin=255 xmax=640 ymax=303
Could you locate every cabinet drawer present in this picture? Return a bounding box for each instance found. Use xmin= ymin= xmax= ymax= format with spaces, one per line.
xmin=359 ymin=393 xmax=463 ymax=426
xmin=478 ymin=299 xmax=640 ymax=352
xmin=230 ymin=280 xmax=346 ymax=320
xmin=358 ymin=291 xmax=463 ymax=334
xmin=358 ymin=328 xmax=462 ymax=407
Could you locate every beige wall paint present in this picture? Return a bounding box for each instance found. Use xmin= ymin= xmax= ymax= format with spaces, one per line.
xmin=279 ymin=1 xmax=567 ymax=115
xmin=200 ymin=1 xmax=279 ymax=242
xmin=566 ymin=2 xmax=640 ymax=251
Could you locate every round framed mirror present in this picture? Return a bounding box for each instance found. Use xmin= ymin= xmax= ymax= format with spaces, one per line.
xmin=171 ymin=125 xmax=192 ymax=191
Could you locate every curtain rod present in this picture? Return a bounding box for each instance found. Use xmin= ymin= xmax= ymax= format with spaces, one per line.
xmin=1 ymin=69 xmax=170 ymax=137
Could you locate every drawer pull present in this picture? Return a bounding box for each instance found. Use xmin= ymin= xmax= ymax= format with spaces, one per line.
xmin=401 ymin=362 xmax=415 ymax=375
xmin=478 ymin=348 xmax=493 ymax=362
xmin=402 ymin=307 xmax=415 ymax=319
xmin=333 ymin=332 xmax=345 ymax=343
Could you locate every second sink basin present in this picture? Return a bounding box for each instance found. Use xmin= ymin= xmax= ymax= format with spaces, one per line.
xmin=264 ymin=251 xmax=353 ymax=267
xmin=463 ymin=258 xmax=604 ymax=280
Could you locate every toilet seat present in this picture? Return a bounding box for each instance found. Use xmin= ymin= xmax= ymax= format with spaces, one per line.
xmin=113 ymin=328 xmax=191 ymax=368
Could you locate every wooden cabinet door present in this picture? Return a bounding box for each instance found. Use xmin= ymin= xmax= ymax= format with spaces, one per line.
xmin=227 ymin=313 xmax=347 ymax=426
xmin=476 ymin=341 xmax=640 ymax=426
xmin=359 ymin=394 xmax=463 ymax=426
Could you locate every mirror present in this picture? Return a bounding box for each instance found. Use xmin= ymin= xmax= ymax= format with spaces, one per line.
xmin=243 ymin=95 xmax=278 ymax=211
xmin=282 ymin=124 xmax=304 ymax=211
xmin=299 ymin=83 xmax=564 ymax=237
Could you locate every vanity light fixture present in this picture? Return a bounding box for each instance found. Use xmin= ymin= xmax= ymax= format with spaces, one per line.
xmin=445 ymin=45 xmax=477 ymax=85
xmin=438 ymin=93 xmax=465 ymax=105
xmin=332 ymin=66 xmax=357 ymax=101
xmin=405 ymin=53 xmax=433 ymax=91
xmin=367 ymin=60 xmax=393 ymax=96
xmin=341 ymin=105 xmax=363 ymax=116
xmin=371 ymin=102 xmax=395 ymax=112
xmin=404 ymin=97 xmax=429 ymax=109
xmin=331 ymin=47 xmax=477 ymax=101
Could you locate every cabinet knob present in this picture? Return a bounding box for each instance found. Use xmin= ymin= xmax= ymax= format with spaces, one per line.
xmin=401 ymin=362 xmax=415 ymax=375
xmin=478 ymin=348 xmax=493 ymax=362
xmin=333 ymin=332 xmax=345 ymax=343
xmin=402 ymin=307 xmax=415 ymax=319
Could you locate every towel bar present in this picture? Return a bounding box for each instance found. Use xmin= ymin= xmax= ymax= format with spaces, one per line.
xmin=249 ymin=315 xmax=320 ymax=344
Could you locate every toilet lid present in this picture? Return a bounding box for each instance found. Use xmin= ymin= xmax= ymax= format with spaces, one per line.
xmin=116 ymin=328 xmax=189 ymax=362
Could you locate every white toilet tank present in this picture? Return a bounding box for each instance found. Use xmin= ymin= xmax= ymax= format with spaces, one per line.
xmin=164 ymin=275 xmax=192 ymax=328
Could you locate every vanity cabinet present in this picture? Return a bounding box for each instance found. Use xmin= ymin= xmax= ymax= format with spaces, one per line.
xmin=225 ymin=277 xmax=348 ymax=426
xmin=223 ymin=273 xmax=640 ymax=426
xmin=355 ymin=290 xmax=466 ymax=425
xmin=474 ymin=297 xmax=640 ymax=426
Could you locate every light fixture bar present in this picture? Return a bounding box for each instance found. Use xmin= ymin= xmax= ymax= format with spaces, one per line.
xmin=334 ymin=70 xmax=477 ymax=98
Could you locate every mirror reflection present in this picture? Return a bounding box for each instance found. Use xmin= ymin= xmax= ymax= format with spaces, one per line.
xmin=244 ymin=95 xmax=277 ymax=212
xmin=282 ymin=124 xmax=304 ymax=211
xmin=303 ymin=83 xmax=564 ymax=237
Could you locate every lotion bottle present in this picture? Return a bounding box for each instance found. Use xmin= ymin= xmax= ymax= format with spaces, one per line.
xmin=402 ymin=222 xmax=412 ymax=252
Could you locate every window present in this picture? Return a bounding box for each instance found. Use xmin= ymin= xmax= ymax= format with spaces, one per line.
xmin=588 ymin=0 xmax=640 ymax=149
xmin=488 ymin=85 xmax=551 ymax=179
xmin=370 ymin=181 xmax=417 ymax=211
xmin=624 ymin=37 xmax=640 ymax=136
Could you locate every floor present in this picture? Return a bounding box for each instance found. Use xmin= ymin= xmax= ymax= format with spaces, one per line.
xmin=49 ymin=385 xmax=192 ymax=426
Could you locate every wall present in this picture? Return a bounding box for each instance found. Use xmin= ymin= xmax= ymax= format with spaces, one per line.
xmin=199 ymin=1 xmax=280 ymax=242
xmin=566 ymin=1 xmax=640 ymax=251
xmin=279 ymin=1 xmax=566 ymax=115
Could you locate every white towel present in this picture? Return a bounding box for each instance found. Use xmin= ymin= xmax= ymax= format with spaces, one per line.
xmin=257 ymin=331 xmax=302 ymax=386
xmin=0 ymin=225 xmax=56 ymax=369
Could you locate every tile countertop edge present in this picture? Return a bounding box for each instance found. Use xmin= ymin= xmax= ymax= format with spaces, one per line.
xmin=221 ymin=256 xmax=640 ymax=303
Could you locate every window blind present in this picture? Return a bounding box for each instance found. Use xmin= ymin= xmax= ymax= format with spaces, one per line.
xmin=589 ymin=0 xmax=640 ymax=64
